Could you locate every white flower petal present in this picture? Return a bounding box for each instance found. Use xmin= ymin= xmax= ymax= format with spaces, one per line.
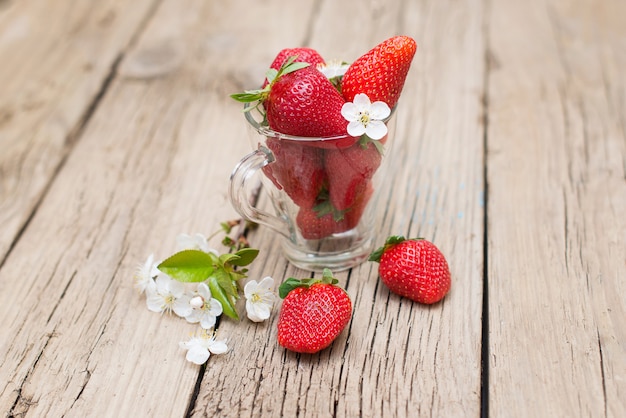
xmin=197 ymin=283 xmax=212 ymax=299
xmin=186 ymin=346 xmax=211 ymax=365
xmin=365 ymin=120 xmax=388 ymax=140
xmin=370 ymin=101 xmax=391 ymax=119
xmin=247 ymin=301 xmax=271 ymax=322
xmin=146 ymin=291 xmax=164 ymax=313
xmin=244 ymin=280 xmax=259 ymax=299
xmin=173 ymin=294 xmax=193 ymax=317
xmin=208 ymin=340 xmax=228 ymax=355
xmin=341 ymin=102 xmax=359 ymax=121
xmin=168 ymin=279 xmax=185 ymax=298
xmin=176 ymin=233 xmax=205 ymax=251
xmin=200 ymin=314 xmax=217 ymax=330
xmin=208 ymin=298 xmax=223 ymax=316
xmin=353 ymin=93 xmax=371 ymax=110
xmin=258 ymin=276 xmax=275 ymax=289
xmin=347 ymin=121 xmax=366 ymax=137
xmin=185 ymin=310 xmax=202 ymax=324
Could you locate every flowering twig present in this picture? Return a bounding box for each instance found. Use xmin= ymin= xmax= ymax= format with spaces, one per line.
xmin=133 ymin=221 xmax=276 ymax=365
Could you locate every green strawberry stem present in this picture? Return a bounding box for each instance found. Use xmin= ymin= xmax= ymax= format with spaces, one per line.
xmin=230 ymin=56 xmax=311 ymax=113
xmin=368 ymin=235 xmax=408 ymax=262
xmin=278 ymin=268 xmax=338 ymax=299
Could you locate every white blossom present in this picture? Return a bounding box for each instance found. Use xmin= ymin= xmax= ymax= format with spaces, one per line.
xmin=185 ymin=283 xmax=223 ymax=329
xmin=244 ymin=276 xmax=276 ymax=322
xmin=317 ymin=60 xmax=349 ymax=79
xmin=176 ymin=233 xmax=218 ymax=255
xmin=133 ymin=254 xmax=159 ymax=294
xmin=146 ymin=275 xmax=192 ymax=317
xmin=341 ymin=93 xmax=391 ymax=140
xmin=179 ymin=331 xmax=228 ymax=365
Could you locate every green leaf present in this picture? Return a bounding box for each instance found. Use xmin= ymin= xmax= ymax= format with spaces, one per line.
xmin=278 ymin=278 xmax=306 ymax=299
xmin=368 ymin=235 xmax=407 ymax=262
xmin=281 ymin=61 xmax=310 ymax=75
xmin=214 ymin=268 xmax=239 ymax=299
xmin=230 ymin=248 xmax=259 ymax=267
xmin=219 ymin=253 xmax=240 ymax=265
xmin=265 ymin=68 xmax=278 ymax=84
xmin=208 ymin=276 xmax=239 ymax=320
xmin=230 ymin=90 xmax=266 ymax=103
xmin=278 ymin=269 xmax=338 ymax=298
xmin=157 ymin=250 xmax=216 ymax=282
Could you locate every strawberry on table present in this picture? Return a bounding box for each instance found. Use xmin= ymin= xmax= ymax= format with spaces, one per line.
xmin=341 ymin=35 xmax=417 ymax=109
xmin=277 ymin=269 xmax=352 ymax=354
xmin=369 ymin=236 xmax=451 ymax=304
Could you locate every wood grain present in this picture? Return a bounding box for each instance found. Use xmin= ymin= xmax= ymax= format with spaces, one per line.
xmin=0 ymin=0 xmax=623 ymax=416
xmin=487 ymin=0 xmax=626 ymax=415
xmin=193 ymin=0 xmax=486 ymax=416
xmin=0 ymin=0 xmax=159 ymax=261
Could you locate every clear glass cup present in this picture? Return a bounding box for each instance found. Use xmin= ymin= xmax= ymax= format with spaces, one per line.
xmin=229 ymin=104 xmax=396 ymax=271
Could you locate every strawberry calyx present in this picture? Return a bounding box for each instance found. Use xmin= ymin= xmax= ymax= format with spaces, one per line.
xmin=369 ymin=235 xmax=424 ymax=262
xmin=278 ymin=268 xmax=338 ymax=299
xmin=312 ymin=188 xmax=348 ymax=221
xmin=230 ymin=56 xmax=311 ymax=113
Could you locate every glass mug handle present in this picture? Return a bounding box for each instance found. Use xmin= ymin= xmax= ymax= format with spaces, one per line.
xmin=229 ymin=146 xmax=290 ymax=238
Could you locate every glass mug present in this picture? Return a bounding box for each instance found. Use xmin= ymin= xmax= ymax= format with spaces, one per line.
xmin=229 ymin=104 xmax=396 ymax=271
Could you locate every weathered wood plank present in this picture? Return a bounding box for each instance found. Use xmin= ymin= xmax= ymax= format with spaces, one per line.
xmin=0 ymin=0 xmax=159 ymax=260
xmin=487 ymin=0 xmax=626 ymax=415
xmin=193 ymin=0 xmax=486 ymax=416
xmin=0 ymin=0 xmax=266 ymax=415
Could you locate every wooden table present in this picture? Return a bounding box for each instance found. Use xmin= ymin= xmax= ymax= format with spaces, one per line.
xmin=1 ymin=0 xmax=624 ymax=416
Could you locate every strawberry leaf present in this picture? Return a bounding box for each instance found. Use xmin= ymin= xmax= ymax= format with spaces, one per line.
xmin=368 ymin=235 xmax=407 ymax=262
xmin=157 ymin=250 xmax=216 ymax=282
xmin=265 ymin=68 xmax=279 ymax=84
xmin=230 ymin=248 xmax=259 ymax=266
xmin=278 ymin=268 xmax=339 ymax=298
xmin=208 ymin=275 xmax=239 ymax=320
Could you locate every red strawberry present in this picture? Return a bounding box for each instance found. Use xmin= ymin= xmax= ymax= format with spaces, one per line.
xmin=296 ymin=203 xmax=341 ymax=240
xmin=263 ymin=137 xmax=326 ymax=206
xmin=277 ymin=269 xmax=352 ymax=353
xmin=342 ymin=182 xmax=374 ymax=230
xmin=369 ymin=236 xmax=451 ymax=304
xmin=268 ymin=47 xmax=326 ymax=71
xmin=324 ymin=138 xmax=383 ymax=210
xmin=342 ymin=36 xmax=417 ymax=109
xmin=265 ymin=65 xmax=347 ymax=137
xmin=262 ymin=48 xmax=326 ymax=88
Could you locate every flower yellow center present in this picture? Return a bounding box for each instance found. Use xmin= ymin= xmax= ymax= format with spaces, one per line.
xmin=251 ymin=293 xmax=261 ymax=303
xmin=359 ymin=112 xmax=370 ymax=126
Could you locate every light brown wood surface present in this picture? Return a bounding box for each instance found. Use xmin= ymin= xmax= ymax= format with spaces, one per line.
xmin=0 ymin=0 xmax=623 ymax=417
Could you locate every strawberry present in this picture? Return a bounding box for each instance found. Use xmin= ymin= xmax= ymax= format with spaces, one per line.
xmin=232 ymin=57 xmax=347 ymax=138
xmin=268 ymin=47 xmax=326 ymax=72
xmin=341 ymin=36 xmax=417 ymax=109
xmin=262 ymin=48 xmax=326 ymax=88
xmin=265 ymin=65 xmax=347 ymax=137
xmin=369 ymin=236 xmax=451 ymax=304
xmin=342 ymin=182 xmax=374 ymax=230
xmin=296 ymin=203 xmax=342 ymax=240
xmin=324 ymin=137 xmax=383 ymax=210
xmin=277 ymin=269 xmax=352 ymax=353
xmin=263 ymin=137 xmax=326 ymax=206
